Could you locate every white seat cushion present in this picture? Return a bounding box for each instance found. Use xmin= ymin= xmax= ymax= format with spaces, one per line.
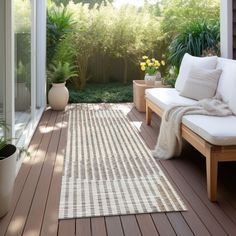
xmin=145 ymin=88 xmax=196 ymax=110
xmin=182 ymin=115 xmax=236 ymax=146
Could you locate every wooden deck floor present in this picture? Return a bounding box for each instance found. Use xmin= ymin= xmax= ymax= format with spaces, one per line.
xmin=1 ymin=103 xmax=236 ymax=236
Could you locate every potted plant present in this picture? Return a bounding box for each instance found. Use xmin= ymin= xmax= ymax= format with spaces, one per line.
xmin=47 ymin=61 xmax=77 ymax=111
xmin=140 ymin=56 xmax=165 ymax=85
xmin=0 ymin=121 xmax=17 ymax=218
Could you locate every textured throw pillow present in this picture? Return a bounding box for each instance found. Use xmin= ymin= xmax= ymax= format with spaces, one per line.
xmin=179 ymin=65 xmax=222 ymax=101
xmin=175 ymin=53 xmax=218 ymax=91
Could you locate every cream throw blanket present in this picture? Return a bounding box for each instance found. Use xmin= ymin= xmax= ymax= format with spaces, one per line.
xmin=152 ymin=95 xmax=233 ymax=160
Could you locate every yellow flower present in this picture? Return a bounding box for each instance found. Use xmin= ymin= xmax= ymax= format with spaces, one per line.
xmin=161 ymin=60 xmax=165 ymax=66
xmin=151 ymin=58 xmax=155 ymax=62
xmin=141 ymin=66 xmax=146 ymax=71
xmin=146 ymin=59 xmax=151 ymax=64
xmin=148 ymin=63 xmax=153 ymax=67
xmin=142 ymin=56 xmax=148 ymax=60
xmin=155 ymin=60 xmax=160 ymax=67
xmin=140 ymin=62 xmax=146 ymax=66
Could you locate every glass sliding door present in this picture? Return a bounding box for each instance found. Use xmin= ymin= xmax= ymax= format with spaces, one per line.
xmin=14 ymin=0 xmax=32 ymax=139
xmin=3 ymin=0 xmax=46 ymax=173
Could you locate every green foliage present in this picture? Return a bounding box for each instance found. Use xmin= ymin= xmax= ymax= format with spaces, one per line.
xmin=68 ymin=82 xmax=133 ymax=103
xmin=55 ymin=3 xmax=102 ymax=89
xmin=47 ymin=61 xmax=78 ymax=83
xmin=108 ymin=5 xmax=161 ymax=83
xmin=168 ymin=20 xmax=220 ymax=68
xmin=47 ymin=5 xmax=75 ymax=66
xmin=51 ymin=0 xmax=113 ymax=8
xmin=0 ymin=121 xmax=30 ymax=158
xmin=162 ymin=66 xmax=179 ymax=87
xmin=14 ymin=0 xmax=31 ymax=33
xmin=54 ymin=2 xmax=161 ymax=88
xmin=48 ymin=0 xmax=220 ymax=94
xmin=160 ymin=0 xmax=220 ymax=43
xmin=15 ymin=32 xmax=31 ymax=89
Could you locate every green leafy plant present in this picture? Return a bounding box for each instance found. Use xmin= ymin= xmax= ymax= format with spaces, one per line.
xmin=47 ymin=5 xmax=75 ymax=66
xmin=47 ymin=61 xmax=77 ymax=84
xmin=0 ymin=121 xmax=30 ymax=159
xmin=47 ymin=61 xmax=78 ymax=84
xmin=168 ymin=20 xmax=220 ymax=68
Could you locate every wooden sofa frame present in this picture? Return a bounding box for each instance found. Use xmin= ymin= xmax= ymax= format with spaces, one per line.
xmin=146 ymin=97 xmax=236 ymax=202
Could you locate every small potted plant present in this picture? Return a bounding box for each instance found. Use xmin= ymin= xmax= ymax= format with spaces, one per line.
xmin=47 ymin=61 xmax=77 ymax=111
xmin=0 ymin=121 xmax=17 ymax=218
xmin=140 ymin=56 xmax=165 ymax=85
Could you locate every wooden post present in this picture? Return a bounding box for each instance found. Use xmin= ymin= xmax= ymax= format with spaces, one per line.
xmin=146 ymin=103 xmax=152 ymax=125
xmin=206 ymin=150 xmax=219 ymax=202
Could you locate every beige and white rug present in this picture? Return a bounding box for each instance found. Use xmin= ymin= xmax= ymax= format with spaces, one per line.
xmin=59 ymin=105 xmax=187 ymax=219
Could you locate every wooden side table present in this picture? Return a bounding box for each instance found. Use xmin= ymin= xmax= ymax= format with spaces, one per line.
xmin=133 ymin=80 xmax=156 ymax=112
xmin=133 ymin=80 xmax=169 ymax=112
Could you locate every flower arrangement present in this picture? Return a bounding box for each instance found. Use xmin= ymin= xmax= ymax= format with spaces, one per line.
xmin=140 ymin=56 xmax=165 ymax=76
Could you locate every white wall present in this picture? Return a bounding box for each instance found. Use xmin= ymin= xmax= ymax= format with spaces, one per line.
xmin=220 ymin=0 xmax=233 ymax=59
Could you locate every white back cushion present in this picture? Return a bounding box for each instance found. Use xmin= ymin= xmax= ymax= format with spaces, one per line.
xmin=216 ymin=58 xmax=236 ymax=103
xmin=175 ymin=53 xmax=218 ymax=91
xmin=229 ymin=92 xmax=236 ymax=115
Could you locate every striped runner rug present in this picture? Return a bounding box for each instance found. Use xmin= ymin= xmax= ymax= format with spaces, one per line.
xmin=59 ymin=105 xmax=187 ymax=219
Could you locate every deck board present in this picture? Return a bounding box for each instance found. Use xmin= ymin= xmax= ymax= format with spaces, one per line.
xmin=1 ymin=104 xmax=236 ymax=236
xmin=105 ymin=216 xmax=124 ymax=236
xmin=91 ymin=217 xmax=107 ymax=236
xmin=151 ymin=213 xmax=176 ymax=236
xmin=58 ymin=220 xmax=75 ymax=236
xmin=76 ymin=218 xmax=91 ymax=236
xmin=136 ymin=214 xmax=159 ymax=236
xmin=120 ymin=215 xmax=141 ymax=236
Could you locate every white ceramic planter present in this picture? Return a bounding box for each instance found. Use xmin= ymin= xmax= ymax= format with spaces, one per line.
xmin=48 ymin=82 xmax=69 ymax=111
xmin=0 ymin=144 xmax=17 ymax=218
xmin=144 ymin=72 xmax=161 ymax=85
xmin=144 ymin=74 xmax=156 ymax=85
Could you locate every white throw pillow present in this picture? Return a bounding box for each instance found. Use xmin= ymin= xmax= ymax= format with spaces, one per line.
xmin=175 ymin=53 xmax=218 ymax=91
xmin=179 ymin=65 xmax=222 ymax=101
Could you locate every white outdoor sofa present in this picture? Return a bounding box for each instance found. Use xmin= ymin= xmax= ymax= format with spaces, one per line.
xmin=145 ymin=56 xmax=236 ymax=202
